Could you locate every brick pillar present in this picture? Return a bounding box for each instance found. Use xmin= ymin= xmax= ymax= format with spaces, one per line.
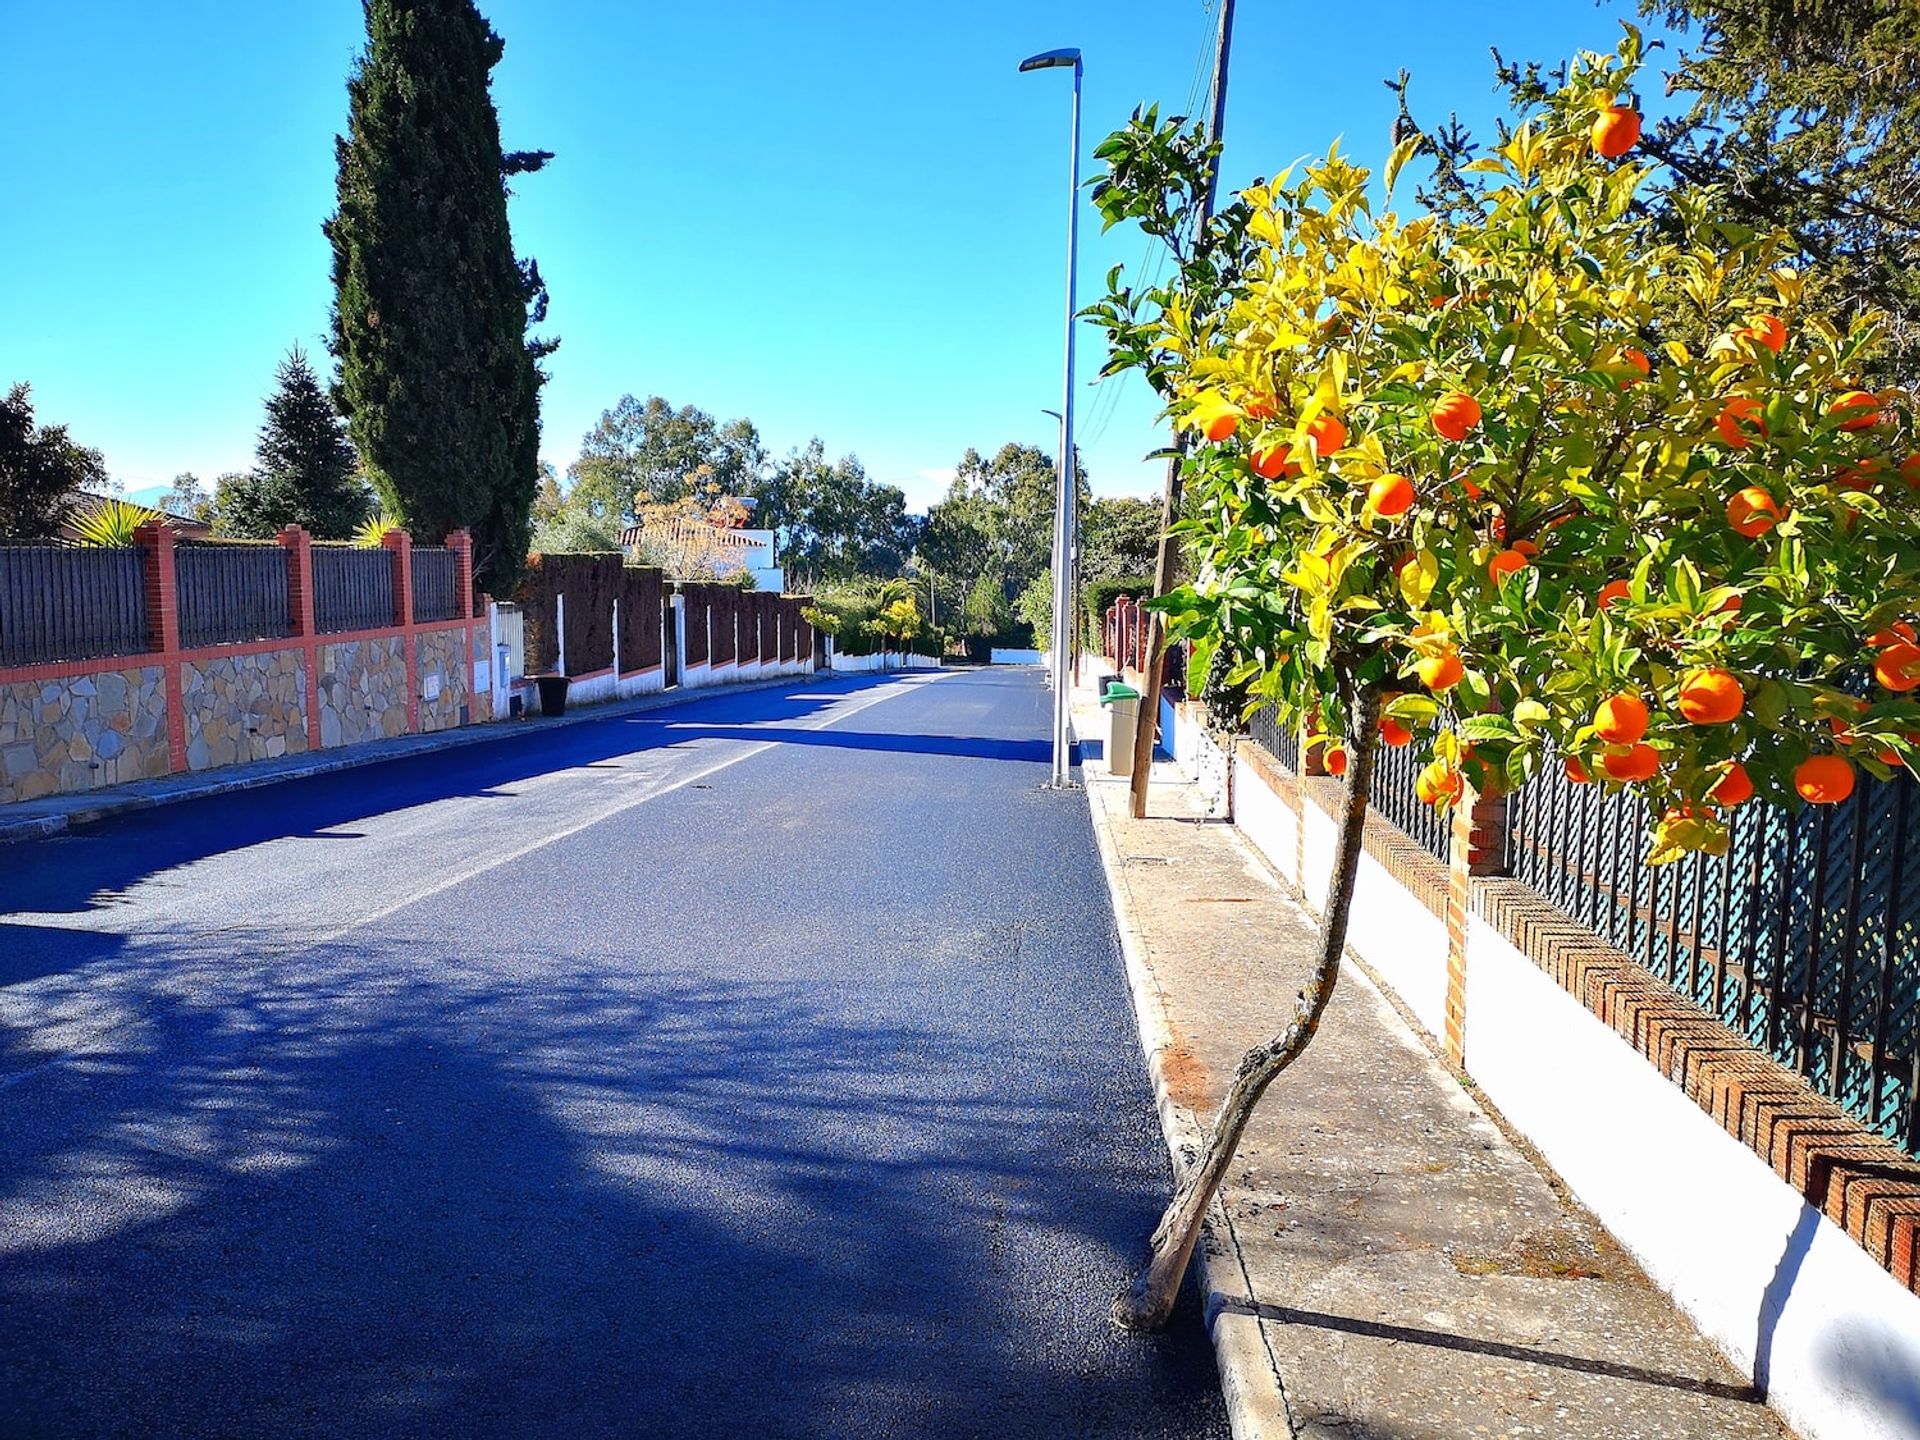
xmin=446 ymin=529 xmax=475 ymax=723
xmin=279 ymin=526 xmax=319 ymax=752
xmin=136 ymin=522 xmax=186 ymax=773
xmin=1444 ymin=781 xmax=1510 ymax=1067
xmin=382 ymin=529 xmax=417 ymax=733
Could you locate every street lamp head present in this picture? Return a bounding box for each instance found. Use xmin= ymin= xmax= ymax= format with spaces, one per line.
xmin=1018 ymin=47 xmax=1081 ymax=73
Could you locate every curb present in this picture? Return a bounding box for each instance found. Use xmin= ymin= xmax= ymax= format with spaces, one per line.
xmin=0 ymin=672 xmax=851 ymax=845
xmin=1077 ymin=755 xmax=1293 ymax=1440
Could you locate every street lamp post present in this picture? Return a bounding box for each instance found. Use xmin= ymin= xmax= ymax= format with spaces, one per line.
xmin=1020 ymin=46 xmax=1082 ymax=789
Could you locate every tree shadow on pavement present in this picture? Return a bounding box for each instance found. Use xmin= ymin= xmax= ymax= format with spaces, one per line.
xmin=0 ymin=942 xmax=1226 ymax=1440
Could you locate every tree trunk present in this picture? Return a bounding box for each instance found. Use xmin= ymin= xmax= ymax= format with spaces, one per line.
xmin=1112 ymin=684 xmax=1382 ymax=1332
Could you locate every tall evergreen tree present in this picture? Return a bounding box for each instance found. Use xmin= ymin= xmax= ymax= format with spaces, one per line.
xmin=217 ymin=348 xmax=369 ymax=539
xmin=325 ymin=0 xmax=556 ymax=592
xmin=0 ymin=383 xmax=108 ymax=538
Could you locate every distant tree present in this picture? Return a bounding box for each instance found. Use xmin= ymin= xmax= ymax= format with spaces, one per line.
xmin=763 ymin=438 xmax=916 ymax=586
xmin=1014 ymin=571 xmax=1054 ymax=649
xmin=216 ymin=348 xmax=370 ymax=539
xmin=0 ymin=383 xmax=107 ymax=537
xmin=571 ymin=396 xmax=765 ymax=515
xmin=157 ymin=472 xmax=213 ymax=524
xmin=962 ymin=571 xmax=1013 ymax=638
xmin=529 ymin=506 xmax=622 ymax=555
xmin=1081 ymin=495 xmax=1162 ymax=582
xmin=923 ymin=443 xmax=1089 ymax=604
xmin=326 ymin=0 xmax=556 ymax=593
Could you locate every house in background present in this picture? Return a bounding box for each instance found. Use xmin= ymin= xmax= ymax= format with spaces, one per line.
xmin=621 ymin=494 xmax=783 ymax=592
xmin=60 ymin=491 xmax=211 ymax=542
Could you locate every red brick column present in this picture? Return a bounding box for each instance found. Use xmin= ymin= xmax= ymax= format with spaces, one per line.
xmin=136 ymin=522 xmax=186 ymax=773
xmin=279 ymin=526 xmax=320 ymax=752
xmin=1444 ymin=782 xmax=1510 ymax=1067
xmin=382 ymin=529 xmax=417 ymax=733
xmin=446 ymin=529 xmax=474 ymax=722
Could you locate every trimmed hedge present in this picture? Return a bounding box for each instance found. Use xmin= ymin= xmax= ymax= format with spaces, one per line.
xmin=1084 ymin=575 xmax=1153 ymax=646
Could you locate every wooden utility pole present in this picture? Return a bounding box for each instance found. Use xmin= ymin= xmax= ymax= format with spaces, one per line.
xmin=1129 ymin=0 xmax=1236 ymax=818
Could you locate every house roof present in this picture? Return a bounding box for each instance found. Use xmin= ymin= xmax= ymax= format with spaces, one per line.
xmin=63 ymin=491 xmax=211 ymax=537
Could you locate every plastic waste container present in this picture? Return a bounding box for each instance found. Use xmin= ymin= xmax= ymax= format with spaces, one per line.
xmin=1100 ymin=680 xmax=1141 ymax=776
xmin=534 ymin=673 xmax=571 ymax=717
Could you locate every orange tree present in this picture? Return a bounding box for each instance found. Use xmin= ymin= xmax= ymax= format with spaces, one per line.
xmin=1088 ymin=27 xmax=1920 ymax=1329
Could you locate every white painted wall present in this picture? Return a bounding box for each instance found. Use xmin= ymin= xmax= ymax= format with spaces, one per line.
xmin=1224 ymin=742 xmax=1920 ymax=1440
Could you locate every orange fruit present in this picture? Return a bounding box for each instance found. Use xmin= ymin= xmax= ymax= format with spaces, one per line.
xmin=1794 ymin=754 xmax=1856 ymax=805
xmin=1369 ymin=473 xmax=1415 ymax=517
xmin=1417 ymin=650 xmax=1464 ymax=691
xmin=1564 ymin=755 xmax=1592 ymax=784
xmin=1870 ymin=622 xmax=1917 ymax=649
xmin=1718 ymin=593 xmax=1743 ymax=614
xmin=1726 ymin=487 xmax=1781 ymax=537
xmin=1244 ymin=395 xmax=1278 ymax=420
xmin=1875 ymin=641 xmax=1920 ymax=692
xmin=1325 ymin=744 xmax=1350 ymax=777
xmin=1591 ymin=105 xmax=1642 ymax=159
xmin=1830 ymin=390 xmax=1881 ymax=432
xmin=1617 ymin=345 xmax=1651 ymax=382
xmin=1677 ymin=668 xmax=1744 ymax=725
xmin=1194 ymin=396 xmax=1241 ymax=441
xmin=1597 ymin=579 xmax=1631 ymax=610
xmin=1601 ymin=743 xmax=1660 ymax=782
xmin=1415 ymin=760 xmax=1463 ymax=807
xmin=1379 ymin=716 xmax=1413 ymax=747
xmin=1249 ymin=442 xmax=1298 ymax=480
xmin=1902 ymin=454 xmax=1920 ymax=488
xmin=1489 ymin=548 xmax=1529 ymax=582
xmin=1307 ymin=413 xmax=1348 ymax=456
xmin=1715 ymin=396 xmax=1766 ymax=449
xmin=1837 ymin=457 xmax=1884 ymax=491
xmin=1458 ymin=475 xmax=1484 ymax=501
xmin=1594 ymin=691 xmax=1650 ymax=744
xmin=1708 ymin=761 xmax=1754 ymax=807
xmin=1431 ymin=392 xmax=1482 ymax=442
xmin=1510 ymin=539 xmax=1540 ymax=558
xmin=1736 ymin=315 xmax=1787 ymax=354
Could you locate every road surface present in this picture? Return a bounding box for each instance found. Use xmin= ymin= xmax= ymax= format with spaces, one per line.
xmin=0 ymin=668 xmax=1227 ymax=1439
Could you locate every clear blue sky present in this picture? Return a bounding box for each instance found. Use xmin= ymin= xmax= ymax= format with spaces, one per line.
xmin=1 ymin=1 xmax=1676 ymax=510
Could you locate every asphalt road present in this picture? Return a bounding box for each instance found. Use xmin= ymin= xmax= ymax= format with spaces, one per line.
xmin=0 ymin=668 xmax=1228 ymax=1440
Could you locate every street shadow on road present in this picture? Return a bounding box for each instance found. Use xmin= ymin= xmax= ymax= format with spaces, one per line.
xmin=0 ymin=939 xmax=1226 ymax=1439
xmin=0 ymin=678 xmax=900 ymax=921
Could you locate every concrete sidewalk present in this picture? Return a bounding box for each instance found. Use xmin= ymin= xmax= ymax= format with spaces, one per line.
xmin=0 ymin=673 xmax=829 ymax=845
xmin=1073 ymin=688 xmax=1795 ymax=1439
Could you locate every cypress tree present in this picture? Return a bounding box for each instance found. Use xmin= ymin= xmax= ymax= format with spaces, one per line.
xmin=325 ymin=0 xmax=556 ymax=593
xmin=217 ymin=347 xmax=369 ymax=539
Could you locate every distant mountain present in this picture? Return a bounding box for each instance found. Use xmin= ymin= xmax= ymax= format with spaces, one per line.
xmin=121 ymin=484 xmax=173 ymax=508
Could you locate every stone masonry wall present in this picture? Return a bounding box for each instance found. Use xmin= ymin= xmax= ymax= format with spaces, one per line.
xmin=316 ymin=637 xmax=407 ymax=747
xmin=415 ymin=627 xmax=469 ymax=734
xmin=181 ymin=650 xmax=309 ymax=772
xmin=0 ymin=667 xmax=169 ymax=803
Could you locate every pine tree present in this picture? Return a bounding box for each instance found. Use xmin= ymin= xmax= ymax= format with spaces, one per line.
xmin=325 ymin=0 xmax=556 ymax=593
xmin=217 ymin=348 xmax=369 ymax=539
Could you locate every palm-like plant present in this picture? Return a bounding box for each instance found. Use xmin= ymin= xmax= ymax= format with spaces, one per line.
xmin=71 ymin=498 xmax=151 ymax=547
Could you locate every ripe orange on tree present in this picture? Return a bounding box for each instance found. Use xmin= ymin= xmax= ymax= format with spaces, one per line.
xmin=1677 ymin=669 xmax=1744 ymax=725
xmin=1830 ymin=390 xmax=1881 ymax=432
xmin=1250 ymin=442 xmax=1298 ymax=480
xmin=1594 ymin=692 xmax=1649 ymax=744
xmin=1726 ymin=486 xmax=1782 ymax=537
xmin=1794 ymin=754 xmax=1856 ymax=805
xmin=1601 ymin=744 xmax=1659 ymax=782
xmin=1597 ymin=579 xmax=1631 ymax=610
xmin=1431 ymin=392 xmax=1482 ymax=442
xmin=1368 ymin=473 xmax=1415 ymax=518
xmin=1193 ymin=394 xmax=1242 ymax=442
xmin=1869 ymin=622 xmax=1917 ymax=648
xmin=1415 ymin=761 xmax=1462 ymax=806
xmin=1564 ymin=755 xmax=1592 ymax=784
xmin=1489 ymin=548 xmax=1529 ymax=582
xmin=1325 ymin=744 xmax=1350 ymax=777
xmin=1417 ymin=650 xmax=1464 ymax=691
xmin=1876 ymin=641 xmax=1920 ymax=692
xmin=1379 ymin=716 xmax=1412 ymax=747
xmin=1590 ymin=103 xmax=1641 ymax=158
xmin=1715 ymin=396 xmax=1766 ymax=449
xmin=1707 ymin=761 xmax=1754 ymax=807
xmin=1307 ymin=413 xmax=1347 ymax=456
xmin=1735 ymin=315 xmax=1787 ymax=353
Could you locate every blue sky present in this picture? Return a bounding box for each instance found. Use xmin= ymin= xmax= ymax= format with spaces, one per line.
xmin=1 ymin=1 xmax=1677 ymax=510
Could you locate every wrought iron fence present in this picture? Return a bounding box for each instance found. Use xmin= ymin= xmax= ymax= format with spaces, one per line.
xmin=314 ymin=545 xmax=394 ymax=633
xmin=1246 ymin=706 xmax=1300 ymax=773
xmin=175 ymin=542 xmax=291 ymax=650
xmin=412 ymin=547 xmax=460 ymax=622
xmin=0 ymin=543 xmax=149 ymax=667
xmin=1372 ymin=737 xmax=1452 ymax=863
xmin=1509 ymin=758 xmax=1920 ymax=1152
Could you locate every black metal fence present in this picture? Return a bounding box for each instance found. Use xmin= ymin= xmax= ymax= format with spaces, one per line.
xmin=1509 ymin=758 xmax=1920 ymax=1153
xmin=1372 ymin=737 xmax=1452 ymax=863
xmin=1246 ymin=707 xmax=1300 ymax=772
xmin=412 ymin=546 xmax=460 ymax=622
xmin=314 ymin=545 xmax=394 ymax=634
xmin=174 ymin=542 xmax=291 ymax=650
xmin=0 ymin=544 xmax=149 ymax=667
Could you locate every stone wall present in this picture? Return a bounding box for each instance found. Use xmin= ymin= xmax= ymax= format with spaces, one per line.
xmin=0 ymin=667 xmax=169 ymax=803
xmin=316 ymin=637 xmax=407 ymax=747
xmin=181 ymin=650 xmax=309 ymax=772
xmin=415 ymin=627 xmax=469 ymax=734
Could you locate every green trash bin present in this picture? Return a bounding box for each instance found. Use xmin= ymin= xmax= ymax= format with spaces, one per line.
xmin=1100 ymin=681 xmax=1142 ymax=776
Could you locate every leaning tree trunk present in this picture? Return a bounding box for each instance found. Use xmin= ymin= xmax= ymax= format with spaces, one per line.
xmin=1112 ymin=683 xmax=1383 ymax=1332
